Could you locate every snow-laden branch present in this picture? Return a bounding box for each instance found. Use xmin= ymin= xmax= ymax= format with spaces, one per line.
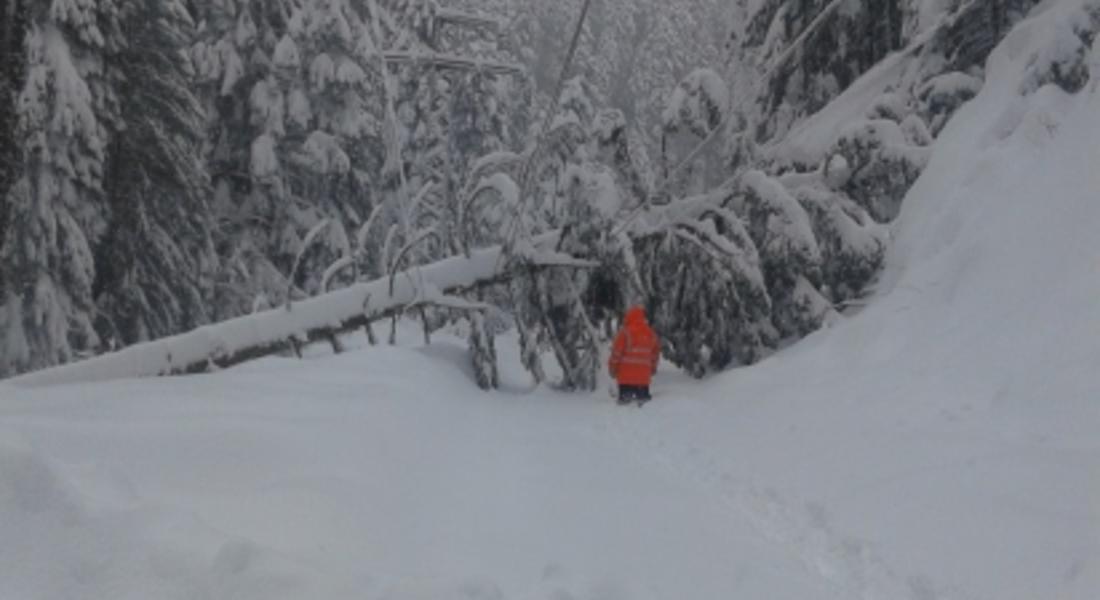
xmin=322 ymin=256 xmax=355 ymax=292
xmin=287 ymin=219 xmax=333 ymax=305
xmin=434 ymin=9 xmax=502 ymax=33
xmin=382 ymin=51 xmax=524 ymax=76
xmin=388 ymin=227 xmax=440 ymax=296
xmin=760 ymin=0 xmax=848 ymax=81
xmin=407 ymin=281 xmax=492 ymax=313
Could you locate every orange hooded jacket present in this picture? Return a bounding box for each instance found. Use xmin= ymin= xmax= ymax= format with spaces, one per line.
xmin=608 ymin=307 xmax=660 ymax=387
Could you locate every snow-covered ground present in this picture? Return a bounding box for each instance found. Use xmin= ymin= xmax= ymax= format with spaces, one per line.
xmin=0 ymin=332 xmax=853 ymax=600
xmin=3 ymin=4 xmax=1099 ymax=599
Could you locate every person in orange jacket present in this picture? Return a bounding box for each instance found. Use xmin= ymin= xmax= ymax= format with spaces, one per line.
xmin=608 ymin=306 xmax=661 ymax=405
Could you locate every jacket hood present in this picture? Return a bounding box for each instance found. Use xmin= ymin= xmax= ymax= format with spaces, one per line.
xmin=624 ymin=306 xmax=647 ymax=326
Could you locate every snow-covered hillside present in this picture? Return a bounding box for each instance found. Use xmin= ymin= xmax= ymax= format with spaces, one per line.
xmin=2 ymin=3 xmax=1099 ymax=599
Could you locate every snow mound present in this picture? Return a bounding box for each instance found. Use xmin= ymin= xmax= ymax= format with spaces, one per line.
xmin=0 ymin=436 xmax=81 ymax=518
xmin=0 ymin=432 xmax=322 ymax=599
xmin=884 ymin=0 xmax=1100 ymax=365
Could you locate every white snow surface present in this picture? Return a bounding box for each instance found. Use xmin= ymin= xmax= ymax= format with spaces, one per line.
xmin=2 ymin=5 xmax=1100 ymax=600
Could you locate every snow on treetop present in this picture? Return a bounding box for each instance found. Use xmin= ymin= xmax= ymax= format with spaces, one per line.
xmin=335 ymin=58 xmax=368 ymax=85
xmin=740 ymin=170 xmax=821 ymax=265
xmin=918 ymin=71 xmax=984 ymax=102
xmin=274 ymin=35 xmax=301 ymax=69
xmin=562 ymin=165 xmax=621 ymax=219
xmin=300 ymin=131 xmax=351 ymax=174
xmin=310 ymin=54 xmax=336 ymax=90
xmin=473 ymin=172 xmax=520 ymax=209
xmin=468 ymin=151 xmax=522 ymax=178
xmin=662 ymin=68 xmax=729 ymax=136
xmin=250 ymin=134 xmax=280 ymax=179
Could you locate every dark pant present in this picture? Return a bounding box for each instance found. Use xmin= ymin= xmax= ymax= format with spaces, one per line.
xmin=618 ymin=384 xmax=651 ymax=403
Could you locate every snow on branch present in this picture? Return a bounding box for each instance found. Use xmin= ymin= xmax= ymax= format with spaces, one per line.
xmin=288 ymin=219 xmax=334 ymax=304
xmin=663 ymin=69 xmax=730 ymax=137
xmin=382 ymin=51 xmax=524 ymax=76
xmin=322 ymin=256 xmax=355 ymax=292
xmin=388 ymin=227 xmax=440 ymax=296
xmin=407 ymin=282 xmax=492 ymax=313
xmin=529 ymin=253 xmax=600 ymax=269
xmin=434 ymin=9 xmax=502 ymax=33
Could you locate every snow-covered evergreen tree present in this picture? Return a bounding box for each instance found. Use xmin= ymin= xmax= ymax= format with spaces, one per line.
xmin=384 ymin=0 xmax=439 ymax=43
xmin=93 ymin=0 xmax=218 ymax=346
xmin=633 ymin=187 xmax=773 ymax=375
xmin=278 ymin=0 xmax=386 ymax=295
xmin=941 ymin=0 xmax=1045 ymax=73
xmin=730 ymin=0 xmax=1045 ymax=148
xmin=661 ymin=68 xmax=730 ymax=198
xmin=189 ymin=0 xmax=524 ymax=313
xmin=0 ymin=0 xmax=122 ymax=375
xmin=733 ymin=170 xmax=829 ymax=339
xmin=191 ymin=0 xmax=388 ymax=311
xmin=386 ymin=69 xmax=503 ymax=264
xmin=1 ymin=0 xmax=29 ymax=255
xmin=191 ymin=0 xmax=294 ymax=316
xmin=830 ymin=112 xmax=929 ymax=222
xmin=917 ymin=71 xmax=983 ymax=135
xmin=507 ymin=0 xmax=725 ymax=151
xmin=0 ymin=0 xmax=26 ymax=257
xmin=502 ymin=74 xmax=654 ymax=390
xmin=738 ymin=0 xmax=908 ymax=142
xmin=794 ymin=183 xmax=886 ymax=305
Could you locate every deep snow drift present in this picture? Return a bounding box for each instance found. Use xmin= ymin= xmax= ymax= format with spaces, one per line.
xmin=2 ymin=4 xmax=1099 ymax=599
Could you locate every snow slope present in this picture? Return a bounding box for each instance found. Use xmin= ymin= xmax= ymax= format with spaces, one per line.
xmin=653 ymin=4 xmax=1100 ymax=597
xmin=2 ymin=4 xmax=1099 ymax=600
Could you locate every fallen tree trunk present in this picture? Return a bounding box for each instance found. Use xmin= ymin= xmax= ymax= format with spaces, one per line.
xmin=7 ymin=232 xmax=595 ymax=388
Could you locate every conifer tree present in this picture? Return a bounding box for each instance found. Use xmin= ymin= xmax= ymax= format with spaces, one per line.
xmin=1 ymin=0 xmax=29 ymax=254
xmin=94 ymin=0 xmax=218 ymax=345
xmin=191 ymin=0 xmax=296 ymax=315
xmin=0 ymin=0 xmax=122 ymax=374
